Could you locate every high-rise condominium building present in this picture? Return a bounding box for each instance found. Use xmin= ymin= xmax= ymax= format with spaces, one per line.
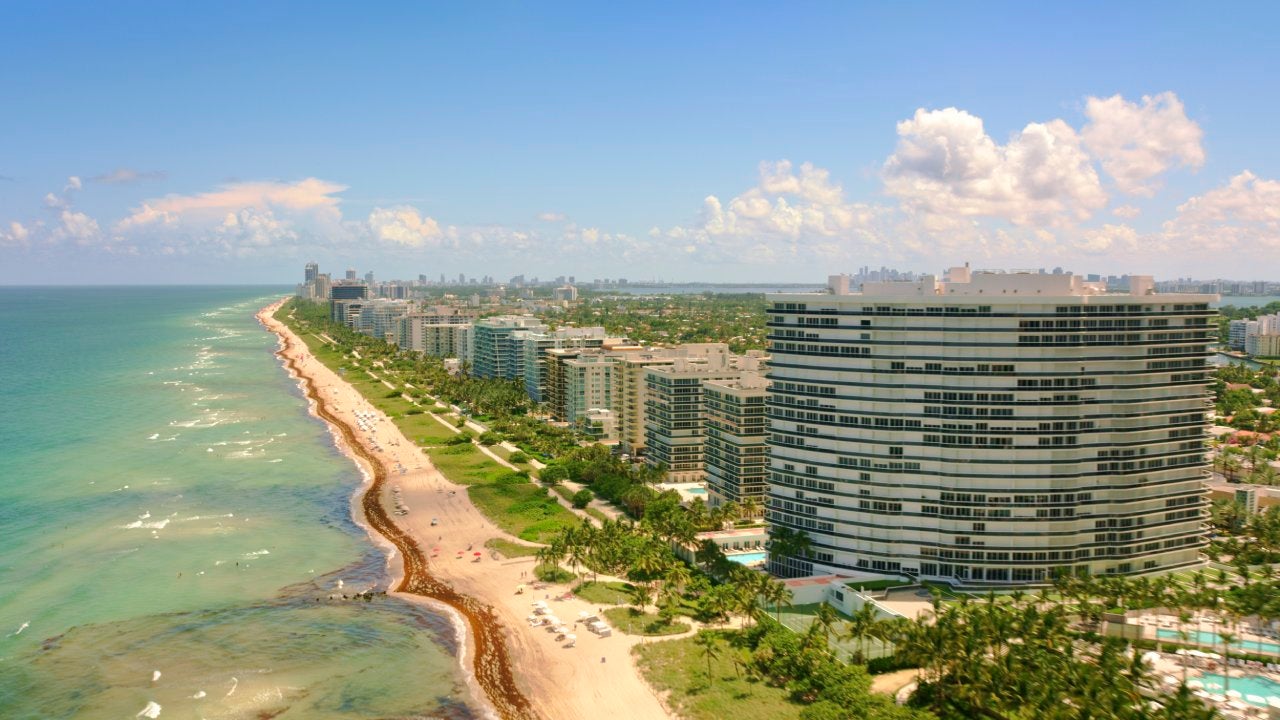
xmin=765 ymin=268 xmax=1216 ymax=586
xmin=704 ymin=374 xmax=769 ymax=508
xmin=305 ymin=262 xmax=319 ymax=283
xmin=471 ymin=316 xmax=547 ymax=380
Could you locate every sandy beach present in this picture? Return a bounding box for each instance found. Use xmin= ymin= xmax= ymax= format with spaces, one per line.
xmin=258 ymin=300 xmax=673 ymax=720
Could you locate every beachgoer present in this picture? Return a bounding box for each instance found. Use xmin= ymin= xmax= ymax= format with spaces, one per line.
xmin=601 ymin=657 xmax=606 ymax=664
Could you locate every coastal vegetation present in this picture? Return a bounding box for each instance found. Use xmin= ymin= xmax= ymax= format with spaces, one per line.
xmin=548 ymin=293 xmax=768 ymax=354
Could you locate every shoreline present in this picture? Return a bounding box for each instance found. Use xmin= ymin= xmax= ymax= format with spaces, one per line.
xmin=258 ymin=299 xmax=674 ymax=720
xmin=258 ymin=300 xmax=536 ymax=720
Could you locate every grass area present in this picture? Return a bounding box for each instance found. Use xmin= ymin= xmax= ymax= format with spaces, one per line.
xmin=634 ymin=631 xmax=801 ymax=720
xmin=604 ymin=607 xmax=690 ymax=636
xmin=429 ymin=443 xmax=511 ymax=485
xmin=394 ymin=412 xmax=458 ymax=445
xmin=469 ymin=482 xmax=579 ymax=543
xmin=573 ymin=580 xmax=633 ymax=605
xmin=550 ymin=485 xmax=575 ymax=502
xmin=585 ymin=507 xmax=610 ymax=523
xmin=485 ymin=537 xmax=543 ymax=559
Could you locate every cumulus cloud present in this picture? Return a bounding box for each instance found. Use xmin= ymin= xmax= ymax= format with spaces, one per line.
xmin=64 ymin=176 xmax=82 ymax=192
xmin=1112 ymin=205 xmax=1141 ymax=219
xmin=51 ymin=210 xmax=100 ymax=245
xmin=1161 ymin=171 xmax=1280 ymax=253
xmin=367 ymin=206 xmax=443 ymax=247
xmin=1081 ymin=92 xmax=1204 ymax=196
xmin=1076 ymin=223 xmax=1140 ymax=254
xmin=0 ymin=221 xmax=30 ymax=246
xmin=90 ymin=168 xmax=167 ymax=184
xmin=537 ymin=212 xmax=566 ymax=222
xmin=883 ymin=108 xmax=1106 ymax=226
xmin=118 ymin=177 xmax=346 ymax=230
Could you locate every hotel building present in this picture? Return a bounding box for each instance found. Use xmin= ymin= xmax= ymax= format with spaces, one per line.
xmin=765 ymin=268 xmax=1216 ymax=585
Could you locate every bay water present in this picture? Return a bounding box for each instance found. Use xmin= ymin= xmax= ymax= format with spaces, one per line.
xmin=0 ymin=287 xmax=476 ymax=719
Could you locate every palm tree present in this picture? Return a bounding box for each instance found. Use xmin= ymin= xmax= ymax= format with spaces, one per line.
xmin=842 ymin=604 xmax=879 ymax=663
xmin=694 ymin=632 xmax=721 ymax=685
xmin=1219 ymin=628 xmax=1239 ymax=694
xmin=763 ymin=578 xmax=793 ymax=622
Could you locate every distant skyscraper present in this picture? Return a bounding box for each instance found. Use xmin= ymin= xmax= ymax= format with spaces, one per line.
xmin=305 ymin=262 xmax=319 ymax=283
xmin=345 ymin=268 xmax=357 ymax=281
xmin=365 ymin=271 xmax=375 ymax=286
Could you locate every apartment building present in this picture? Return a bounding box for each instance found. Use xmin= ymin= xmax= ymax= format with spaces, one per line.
xmin=643 ymin=353 xmax=762 ymax=482
xmin=704 ymin=374 xmax=769 ymax=508
xmin=765 ymin=268 xmax=1216 ymax=586
xmin=470 ymin=316 xmax=547 ymax=380
xmin=397 ymin=315 xmax=473 ymax=363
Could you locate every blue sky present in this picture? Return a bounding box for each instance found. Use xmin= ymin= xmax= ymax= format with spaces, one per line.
xmin=2 ymin=2 xmax=1278 ymax=284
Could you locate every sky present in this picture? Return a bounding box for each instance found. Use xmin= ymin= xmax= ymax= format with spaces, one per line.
xmin=2 ymin=2 xmax=1279 ymax=284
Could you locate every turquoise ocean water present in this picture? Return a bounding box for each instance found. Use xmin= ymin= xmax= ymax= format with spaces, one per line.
xmin=0 ymin=287 xmax=476 ymax=719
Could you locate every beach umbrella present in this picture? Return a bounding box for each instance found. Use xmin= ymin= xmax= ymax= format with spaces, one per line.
xmin=1227 ymin=689 xmax=1243 ymax=699
xmin=1248 ymin=694 xmax=1266 ymax=706
xmin=578 ymin=611 xmax=590 ymax=619
xmin=474 ymin=552 xmax=482 ymax=556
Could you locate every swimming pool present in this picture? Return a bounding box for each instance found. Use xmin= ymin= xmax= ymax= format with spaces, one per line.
xmin=1198 ymin=673 xmax=1280 ymax=706
xmin=687 ymin=487 xmax=707 ymax=495
xmin=727 ymin=551 xmax=767 ymax=565
xmin=1156 ymin=629 xmax=1280 ymax=655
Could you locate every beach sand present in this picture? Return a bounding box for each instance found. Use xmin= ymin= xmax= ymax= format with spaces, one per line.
xmin=259 ymin=301 xmax=672 ymax=720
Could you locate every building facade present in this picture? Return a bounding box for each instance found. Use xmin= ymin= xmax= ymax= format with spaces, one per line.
xmin=765 ymin=269 xmax=1216 ymax=586
xmin=470 ymin=316 xmax=547 ymax=380
xmin=704 ymin=375 xmax=769 ymax=508
xmin=644 ymin=358 xmax=747 ymax=482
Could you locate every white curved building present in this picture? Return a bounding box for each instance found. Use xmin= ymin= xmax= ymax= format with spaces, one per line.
xmin=765 ymin=268 xmax=1216 ymax=586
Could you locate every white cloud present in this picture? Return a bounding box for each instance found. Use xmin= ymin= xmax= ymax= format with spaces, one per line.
xmin=0 ymin=221 xmax=29 ymax=247
xmin=1111 ymin=205 xmax=1141 ymax=219
xmin=118 ymin=178 xmax=346 ymax=230
xmin=883 ymin=107 xmax=1106 ymax=226
xmin=1161 ymin=171 xmax=1280 ymax=253
xmin=537 ymin=212 xmax=566 ymax=222
xmin=51 ymin=210 xmax=100 ymax=245
xmin=64 ymin=176 xmax=82 ymax=192
xmin=367 ymin=206 xmax=443 ymax=247
xmin=90 ymin=168 xmax=166 ymax=184
xmin=1076 ymin=223 xmax=1140 ymax=254
xmin=1081 ymin=92 xmax=1204 ymax=196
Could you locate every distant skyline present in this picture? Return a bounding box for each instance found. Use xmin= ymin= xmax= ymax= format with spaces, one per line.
xmin=3 ymin=2 xmax=1279 ymax=284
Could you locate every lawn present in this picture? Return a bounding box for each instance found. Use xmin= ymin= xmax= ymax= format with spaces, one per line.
xmin=468 ymin=481 xmax=579 ymax=543
xmin=395 ymin=412 xmax=459 ymax=445
xmin=573 ymin=580 xmax=633 ymax=605
xmin=634 ymin=631 xmax=801 ymax=720
xmin=485 ymin=537 xmax=543 ymax=559
xmin=429 ymin=444 xmax=511 ymax=485
xmin=603 ymin=607 xmax=690 ymax=636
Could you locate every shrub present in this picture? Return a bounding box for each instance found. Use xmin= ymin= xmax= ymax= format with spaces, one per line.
xmin=509 ymin=451 xmax=530 ymax=464
xmin=534 ymin=563 xmax=575 ymax=583
xmin=571 ymin=489 xmax=594 ymax=508
xmin=445 ymin=431 xmax=474 ymax=446
xmin=385 ymin=390 xmax=401 ymax=398
xmin=478 ymin=431 xmax=501 ymax=446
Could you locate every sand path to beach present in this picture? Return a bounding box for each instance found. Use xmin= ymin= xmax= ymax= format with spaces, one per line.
xmin=260 ymin=301 xmax=672 ymax=720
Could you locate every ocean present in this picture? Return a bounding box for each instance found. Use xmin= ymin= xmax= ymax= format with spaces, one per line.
xmin=0 ymin=287 xmax=476 ymax=719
